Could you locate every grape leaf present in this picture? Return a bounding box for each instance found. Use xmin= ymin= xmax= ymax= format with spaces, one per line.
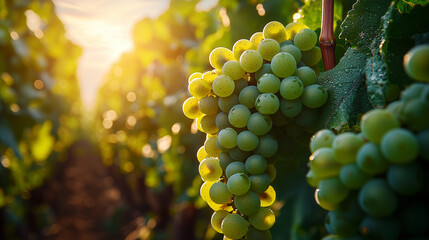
xmin=318 ymin=48 xmax=372 ymax=131
xmin=340 ymin=0 xmax=391 ymax=53
xmin=365 ymin=4 xmax=429 ymax=107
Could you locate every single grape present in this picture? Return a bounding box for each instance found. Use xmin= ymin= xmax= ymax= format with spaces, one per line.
xmin=315 ymin=188 xmax=338 ymax=211
xmin=255 ymin=93 xmax=280 ymax=115
xmin=255 ymin=63 xmax=274 ymax=80
xmin=280 ymin=44 xmax=302 ymax=63
xmin=250 ymin=174 xmax=271 ymax=194
xmin=188 ymin=72 xmax=203 ymax=82
xmin=250 ymin=32 xmax=264 ymax=48
xmin=227 ymin=173 xmax=251 ymax=196
xmin=263 ymin=21 xmax=286 ymax=43
xmin=358 ymin=179 xmax=398 ymax=218
xmin=240 ymin=50 xmax=263 ymax=73
xmin=249 ymin=207 xmax=275 ymax=230
xmin=400 ymin=98 xmax=429 ymax=131
xmin=332 ymin=132 xmax=364 ymax=165
xmin=254 ymin=134 xmax=278 ymax=158
xmin=188 ymin=78 xmax=210 ymax=99
xmin=403 ymin=44 xmax=429 ymax=82
xmin=401 ymin=82 xmax=426 ymax=101
xmin=216 ymin=112 xmax=232 ymax=130
xmin=218 ymin=94 xmax=239 ymax=113
xmin=386 ymin=162 xmax=423 ymax=195
xmin=339 ymin=163 xmax=371 ymax=189
xmin=294 ymin=66 xmax=316 ymax=87
xmin=245 ymin=155 xmax=267 ymax=175
xmin=211 ymin=210 xmax=230 ymax=233
xmin=306 ymin=170 xmax=321 ymax=188
xmin=219 ymin=152 xmax=233 ymax=170
xmin=247 ymin=112 xmax=272 ymax=136
xmin=280 ymin=98 xmax=302 ymax=118
xmin=213 ymin=75 xmax=235 ymax=97
xmin=293 ymin=28 xmax=318 ymax=51
xmin=271 ymin=52 xmax=296 ymax=78
xmin=237 ymin=131 xmax=259 ymax=151
xmin=209 ymin=47 xmax=235 ymax=70
xmin=258 ymin=39 xmax=280 ymax=61
xmin=200 ymin=181 xmax=215 ymax=202
xmin=235 ymin=191 xmax=261 ymax=216
xmin=198 ymin=95 xmax=218 ymax=115
xmin=356 ymin=142 xmax=389 ymax=175
xmin=259 ymin=185 xmax=276 ymax=207
xmin=233 ymin=39 xmax=256 ymax=60
xmin=205 ymin=135 xmax=222 ymax=157
xmin=228 ymin=104 xmax=251 ymax=128
xmin=225 ymin=161 xmax=247 ymax=178
xmin=218 ymin=127 xmax=238 ymax=149
xmin=280 ymin=76 xmax=304 ymax=100
xmin=222 ymin=60 xmax=245 ymax=80
xmin=381 ymin=128 xmax=419 ymax=165
xmin=284 ymin=22 xmax=309 ymax=41
xmin=301 ymin=46 xmax=322 ymax=66
xmin=317 ymin=177 xmax=350 ymax=205
xmin=239 ymin=86 xmax=260 ymax=109
xmin=234 ymin=78 xmax=249 ymax=95
xmin=360 ymin=109 xmax=400 ymax=144
xmin=183 ymin=97 xmax=202 ymax=119
xmin=310 ymin=129 xmax=336 ymax=153
xmin=197 ymin=146 xmax=209 ymax=162
xmin=210 ymin=182 xmax=233 ymax=204
xmin=199 ymin=157 xmax=223 ymax=181
xmin=309 ymin=148 xmax=342 ymax=179
xmin=229 ymin=146 xmax=252 ymax=162
xmin=221 ymin=213 xmax=249 ymax=239
xmin=257 ymin=73 xmax=281 ymax=93
xmin=301 ymin=84 xmax=328 ymax=108
xmin=200 ymin=114 xmax=218 ymax=134
xmin=202 ymin=70 xmax=218 ymax=89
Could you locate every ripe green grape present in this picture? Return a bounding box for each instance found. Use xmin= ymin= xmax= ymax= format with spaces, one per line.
xmin=245 ymin=155 xmax=267 ymax=175
xmin=199 ymin=157 xmax=223 ymax=181
xmin=301 ymin=46 xmax=322 ymax=66
xmin=198 ymin=95 xmax=218 ymax=115
xmin=309 ymin=148 xmax=342 ymax=179
xmin=250 ymin=32 xmax=264 ymax=48
xmin=315 ymin=188 xmax=338 ymax=211
xmin=213 ymin=75 xmax=235 ymax=97
xmin=247 ymin=112 xmax=272 ymax=136
xmin=400 ymin=98 xmax=429 ymax=131
xmin=360 ymin=109 xmax=400 ymax=144
xmin=294 ymin=66 xmax=316 ymax=87
xmin=255 ymin=93 xmax=280 ymax=115
xmin=401 ymin=82 xmax=426 ymax=101
xmin=257 ymin=73 xmax=281 ymax=93
xmin=280 ymin=44 xmax=302 ymax=63
xmin=197 ymin=146 xmax=209 ymax=162
xmin=229 ymin=146 xmax=252 ymax=162
xmin=183 ymin=97 xmax=202 ymax=119
xmin=339 ymin=163 xmax=371 ymax=189
xmin=200 ymin=114 xmax=218 ymax=134
xmin=234 ymin=78 xmax=249 ymax=95
xmin=218 ymin=94 xmax=239 ymax=113
xmin=225 ymin=161 xmax=247 ymax=178
xmin=209 ymin=182 xmax=233 ymax=204
xmin=188 ymin=72 xmax=203 ymax=82
xmin=209 ymin=47 xmax=235 ymax=70
xmin=228 ymin=104 xmax=251 ymax=128
xmin=221 ymin=213 xmax=249 ymax=239
xmin=280 ymin=76 xmax=304 ymax=100
xmin=219 ymin=152 xmax=233 ymax=170
xmin=227 ymin=173 xmax=251 ymax=196
xmin=280 ymin=98 xmax=302 ymax=117
xmin=332 ymin=132 xmax=364 ymax=165
xmin=293 ymin=28 xmax=318 ymax=51
xmin=188 ymin=78 xmax=210 ymax=99
xmin=249 ymin=207 xmax=275 ymax=230
xmin=356 ymin=142 xmax=389 ymax=175
xmin=240 ymin=50 xmax=263 ymax=73
xmin=239 ymin=86 xmax=260 ymax=109
xmin=263 ymin=21 xmax=286 ymax=43
xmin=218 ymin=127 xmax=238 ymax=149
xmin=205 ymin=135 xmax=222 ymax=157
xmin=202 ymin=70 xmax=218 ymax=89
xmin=271 ymin=52 xmax=296 ymax=78
xmin=285 ymin=22 xmax=309 ymax=41
xmin=200 ymin=181 xmax=215 ymax=202
xmin=301 ymin=84 xmax=328 ymax=108
xmin=222 ymin=60 xmax=245 ymax=80
xmin=216 ymin=112 xmax=232 ymax=130
xmin=306 ymin=170 xmax=321 ymax=188
xmin=237 ymin=131 xmax=259 ymax=151
xmin=250 ymin=174 xmax=271 ymax=194
xmin=310 ymin=129 xmax=336 ymax=153
xmin=258 ymin=39 xmax=280 ymax=61
xmin=233 ymin=39 xmax=256 ymax=60
xmin=318 ymin=177 xmax=350 ymax=205
xmin=358 ymin=179 xmax=398 ymax=218
xmin=235 ymin=191 xmax=261 ymax=216
xmin=259 ymin=185 xmax=276 ymax=207
xmin=254 ymin=134 xmax=278 ymax=158
xmin=403 ymin=44 xmax=429 ymax=82
xmin=381 ymin=128 xmax=419 ymax=165
xmin=387 ymin=162 xmax=423 ymax=195
xmin=211 ymin=210 xmax=230 ymax=233
xmin=255 ymin=63 xmax=273 ymax=80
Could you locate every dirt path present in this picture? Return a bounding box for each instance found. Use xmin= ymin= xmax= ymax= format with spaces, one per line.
xmin=42 ymin=140 xmax=131 ymax=240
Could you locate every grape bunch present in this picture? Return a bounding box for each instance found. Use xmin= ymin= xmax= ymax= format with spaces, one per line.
xmin=306 ymin=82 xmax=429 ymax=240
xmin=183 ymin=20 xmax=327 ymax=239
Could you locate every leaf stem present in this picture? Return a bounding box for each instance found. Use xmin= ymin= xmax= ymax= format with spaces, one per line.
xmin=320 ymin=0 xmax=336 ymax=71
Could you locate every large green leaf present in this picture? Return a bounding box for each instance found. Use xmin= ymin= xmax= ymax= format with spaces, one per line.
xmin=318 ymin=48 xmax=372 ymax=131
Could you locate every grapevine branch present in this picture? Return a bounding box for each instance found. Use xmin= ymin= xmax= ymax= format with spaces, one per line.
xmin=320 ymin=0 xmax=336 ymax=71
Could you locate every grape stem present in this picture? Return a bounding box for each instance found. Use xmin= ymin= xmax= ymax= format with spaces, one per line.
xmin=320 ymin=0 xmax=336 ymax=71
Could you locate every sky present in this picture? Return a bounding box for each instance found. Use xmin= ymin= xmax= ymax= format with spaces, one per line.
xmin=52 ymin=0 xmax=171 ymax=110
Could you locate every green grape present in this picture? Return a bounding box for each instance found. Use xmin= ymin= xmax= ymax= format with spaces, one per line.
xmin=250 ymin=32 xmax=264 ymax=48
xmin=245 ymin=155 xmax=267 ymax=175
xmin=332 ymin=132 xmax=364 ymax=165
xmin=306 ymin=170 xmax=321 ymax=187
xmin=226 ymin=161 xmax=247 ymax=178
xmin=301 ymin=46 xmax=322 ymax=66
xmin=301 ymin=84 xmax=328 ymax=108
xmin=199 ymin=157 xmax=223 ymax=181
xmin=294 ymin=66 xmax=316 ymax=87
xmin=250 ymin=174 xmax=271 ymax=194
xmin=188 ymin=78 xmax=210 ymax=99
xmin=200 ymin=114 xmax=218 ymax=134
xmin=280 ymin=98 xmax=302 ymax=117
xmin=285 ymin=22 xmax=309 ymax=41
xmin=210 ymin=182 xmax=233 ymax=204
xmin=183 ymin=97 xmax=202 ymax=119
xmin=218 ymin=128 xmax=238 ymax=149
xmin=360 ymin=216 xmax=401 ymax=240
xmin=271 ymin=52 xmax=296 ymax=78
xmin=216 ymin=112 xmax=232 ymax=130
xmin=219 ymin=94 xmax=239 ymax=113
xmin=294 ymin=107 xmax=319 ymax=127
xmin=205 ymin=135 xmax=222 ymax=157
xmin=339 ymin=163 xmax=371 ymax=189
xmin=233 ymin=39 xmax=256 ymax=60
xmin=188 ymin=72 xmax=203 ymax=83
xmin=211 ymin=210 xmax=230 ymax=233
xmin=200 ymin=181 xmax=215 ymax=202
xmin=358 ymin=178 xmax=398 ymax=218
xmin=280 ymin=44 xmax=301 ymax=63
xmin=315 ymin=188 xmax=338 ymax=211
xmin=280 ymin=40 xmax=293 ymax=47
xmin=227 ymin=173 xmax=251 ymax=196
xmin=387 ymin=162 xmax=423 ymax=195
xmin=228 ymin=104 xmax=251 ymax=128
xmin=280 ymin=76 xmax=304 ymax=100
xmin=221 ymin=213 xmax=249 ymax=239
xmin=254 ymin=134 xmax=278 ymax=158
xmin=239 ymin=86 xmax=260 ymax=109
xmin=213 ymin=75 xmax=235 ymax=97
xmin=263 ymin=21 xmax=286 ymax=43
xmin=198 ymin=95 xmax=218 ymax=115
xmin=202 ymin=70 xmax=218 ymax=89
xmin=246 ymin=228 xmax=272 ymax=240
xmin=385 ymin=100 xmax=403 ymax=120
xmin=309 ymin=148 xmax=342 ymax=179
xmin=317 ymin=177 xmax=350 ymax=205
xmin=381 ymin=128 xmax=419 ymax=164
xmin=240 ymin=50 xmax=263 ymax=73
xmin=403 ymin=44 xmax=429 ymax=82
xmin=360 ymin=109 xmax=400 ymax=144
xmin=209 ymin=47 xmax=235 ymax=70
xmin=247 ymin=112 xmax=272 ymax=136
xmin=235 ymin=191 xmax=261 ymax=216
xmin=237 ymin=131 xmax=259 ymax=151
xmin=310 ymin=129 xmax=336 ymax=153
xmin=400 ymin=99 xmax=429 ymax=131
xmin=255 ymin=93 xmax=280 ymax=115
xmin=197 ymin=146 xmax=209 ymax=162
xmin=255 ymin=63 xmax=273 ymax=80
xmin=325 ymin=210 xmax=359 ymax=237
xmin=234 ymin=78 xmax=249 ymax=95
xmin=257 ymin=74 xmax=281 ymax=93
xmin=249 ymin=207 xmax=275 ymax=230
xmin=401 ymin=82 xmax=426 ymax=101
xmin=219 ymin=152 xmax=233 ymax=170
xmin=229 ymin=146 xmax=252 ymax=162
xmin=266 ymin=164 xmax=276 ymax=182
xmin=222 ymin=60 xmax=245 ymax=80
xmin=258 ymin=39 xmax=280 ymax=61
xmin=293 ymin=28 xmax=317 ymax=51
xmin=259 ymin=185 xmax=276 ymax=207
xmin=356 ymin=142 xmax=389 ymax=175
xmin=417 ymin=129 xmax=429 ymax=161
xmin=217 ymin=138 xmax=231 ymax=153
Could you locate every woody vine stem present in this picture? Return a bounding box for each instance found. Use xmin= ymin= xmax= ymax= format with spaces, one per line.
xmin=320 ymin=0 xmax=336 ymax=71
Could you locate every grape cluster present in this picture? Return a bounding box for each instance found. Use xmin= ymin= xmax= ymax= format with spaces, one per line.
xmin=307 ymin=82 xmax=429 ymax=240
xmin=183 ymin=20 xmax=327 ymax=239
